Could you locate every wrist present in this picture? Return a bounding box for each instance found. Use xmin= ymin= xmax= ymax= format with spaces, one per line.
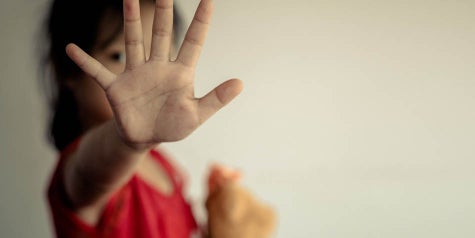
xmin=108 ymin=120 xmax=158 ymax=153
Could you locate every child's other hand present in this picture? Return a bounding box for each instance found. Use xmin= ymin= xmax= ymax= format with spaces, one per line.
xmin=65 ymin=0 xmax=243 ymax=150
xmin=205 ymin=165 xmax=277 ymax=238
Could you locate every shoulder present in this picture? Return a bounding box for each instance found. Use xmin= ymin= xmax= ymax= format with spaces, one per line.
xmin=150 ymin=147 xmax=190 ymax=190
xmin=46 ymin=137 xmax=99 ymax=237
xmin=47 ymin=137 xmax=82 ymax=205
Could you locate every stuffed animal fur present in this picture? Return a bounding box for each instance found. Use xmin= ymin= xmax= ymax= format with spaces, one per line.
xmin=205 ymin=164 xmax=277 ymax=238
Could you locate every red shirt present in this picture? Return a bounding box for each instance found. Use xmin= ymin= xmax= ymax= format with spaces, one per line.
xmin=47 ymin=140 xmax=198 ymax=238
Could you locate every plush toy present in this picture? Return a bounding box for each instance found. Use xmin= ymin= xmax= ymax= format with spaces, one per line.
xmin=205 ymin=164 xmax=277 ymax=238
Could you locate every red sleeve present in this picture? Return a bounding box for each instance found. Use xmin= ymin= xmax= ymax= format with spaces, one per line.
xmin=46 ymin=138 xmax=99 ymax=238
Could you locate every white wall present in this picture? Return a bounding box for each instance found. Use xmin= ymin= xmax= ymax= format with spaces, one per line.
xmin=1 ymin=0 xmax=56 ymax=237
xmin=1 ymin=0 xmax=474 ymax=237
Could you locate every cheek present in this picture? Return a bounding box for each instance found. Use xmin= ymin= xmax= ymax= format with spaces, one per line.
xmin=93 ymin=51 xmax=126 ymax=75
xmin=90 ymin=86 xmax=113 ymax=119
xmin=78 ymin=77 xmax=114 ymax=123
xmin=104 ymin=61 xmax=126 ymax=75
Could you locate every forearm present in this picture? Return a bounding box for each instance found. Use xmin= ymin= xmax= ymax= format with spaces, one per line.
xmin=64 ymin=119 xmax=154 ymax=209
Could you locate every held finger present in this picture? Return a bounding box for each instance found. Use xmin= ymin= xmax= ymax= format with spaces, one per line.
xmin=65 ymin=44 xmax=115 ymax=89
xmin=198 ymin=78 xmax=243 ymax=123
xmin=176 ymin=0 xmax=213 ymax=67
xmin=123 ymin=0 xmax=146 ymax=69
xmin=149 ymin=0 xmax=174 ymax=61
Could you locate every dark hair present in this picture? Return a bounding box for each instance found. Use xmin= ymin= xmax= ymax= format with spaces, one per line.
xmin=42 ymin=0 xmax=183 ymax=151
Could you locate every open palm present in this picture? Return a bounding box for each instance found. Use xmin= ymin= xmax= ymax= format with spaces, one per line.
xmin=66 ymin=0 xmax=242 ymax=149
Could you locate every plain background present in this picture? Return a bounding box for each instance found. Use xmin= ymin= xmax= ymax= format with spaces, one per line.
xmin=1 ymin=0 xmax=475 ymax=237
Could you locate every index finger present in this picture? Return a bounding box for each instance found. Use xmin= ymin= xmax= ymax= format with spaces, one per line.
xmin=176 ymin=0 xmax=213 ymax=67
xmin=123 ymin=0 xmax=146 ymax=69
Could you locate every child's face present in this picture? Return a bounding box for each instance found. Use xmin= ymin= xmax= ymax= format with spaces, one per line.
xmin=70 ymin=1 xmax=158 ymax=130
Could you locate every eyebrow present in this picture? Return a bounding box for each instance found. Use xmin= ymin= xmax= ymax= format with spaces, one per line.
xmin=97 ymin=27 xmax=123 ymax=50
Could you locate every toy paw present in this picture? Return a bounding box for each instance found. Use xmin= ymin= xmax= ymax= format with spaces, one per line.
xmin=205 ymin=164 xmax=276 ymax=238
xmin=207 ymin=164 xmax=241 ymax=194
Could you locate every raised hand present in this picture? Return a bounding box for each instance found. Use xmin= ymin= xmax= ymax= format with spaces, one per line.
xmin=66 ymin=0 xmax=242 ymax=150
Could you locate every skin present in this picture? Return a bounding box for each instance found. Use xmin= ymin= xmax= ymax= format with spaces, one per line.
xmin=64 ymin=0 xmax=242 ymax=226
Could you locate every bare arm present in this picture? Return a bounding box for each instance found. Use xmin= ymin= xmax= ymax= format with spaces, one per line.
xmin=63 ymin=120 xmax=149 ymax=224
xmin=62 ymin=0 xmax=242 ymax=225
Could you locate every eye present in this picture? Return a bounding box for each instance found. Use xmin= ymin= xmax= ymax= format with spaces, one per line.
xmin=110 ymin=52 xmax=125 ymax=63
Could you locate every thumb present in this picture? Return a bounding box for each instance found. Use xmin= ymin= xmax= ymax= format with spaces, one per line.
xmin=65 ymin=43 xmax=115 ymax=89
xmin=198 ymin=79 xmax=243 ymax=123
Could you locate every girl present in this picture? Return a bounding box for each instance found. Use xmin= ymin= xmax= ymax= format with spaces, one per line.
xmin=43 ymin=0 xmax=275 ymax=237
